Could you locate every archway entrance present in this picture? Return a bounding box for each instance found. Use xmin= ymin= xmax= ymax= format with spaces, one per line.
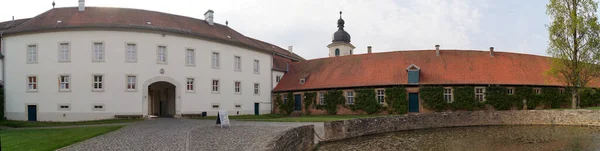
xmin=148 ymin=82 xmax=176 ymax=117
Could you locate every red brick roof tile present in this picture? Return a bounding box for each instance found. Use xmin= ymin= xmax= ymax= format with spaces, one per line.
xmin=273 ymin=50 xmax=599 ymax=92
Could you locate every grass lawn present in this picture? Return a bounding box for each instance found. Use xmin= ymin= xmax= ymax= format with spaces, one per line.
xmin=0 ymin=119 xmax=143 ymax=128
xmin=1 ymin=125 xmax=123 ymax=151
xmin=194 ymin=114 xmax=389 ymax=122
xmin=585 ymin=106 xmax=600 ymax=110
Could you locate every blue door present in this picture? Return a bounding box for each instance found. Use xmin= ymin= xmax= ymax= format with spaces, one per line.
xmin=254 ymin=103 xmax=260 ymax=115
xmin=409 ymin=93 xmax=419 ymax=112
xmin=294 ymin=94 xmax=302 ymax=111
xmin=27 ymin=105 xmax=37 ymax=121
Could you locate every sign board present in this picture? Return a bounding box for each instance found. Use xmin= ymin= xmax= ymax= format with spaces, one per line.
xmin=216 ymin=110 xmax=230 ymax=128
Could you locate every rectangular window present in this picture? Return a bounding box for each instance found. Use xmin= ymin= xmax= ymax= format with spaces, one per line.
xmin=212 ymin=52 xmax=220 ymax=68
xmin=319 ymin=92 xmax=325 ymax=105
xmin=157 ymin=46 xmax=167 ymax=64
xmin=475 ymin=87 xmax=486 ymax=102
xmin=234 ymin=81 xmax=241 ymax=93
xmin=254 ymin=83 xmax=260 ymax=95
xmin=27 ymin=76 xmax=38 ymax=91
xmin=508 ymin=88 xmax=515 ymax=95
xmin=560 ymin=88 xmax=565 ymax=93
xmin=254 ymin=60 xmax=260 ymax=74
xmin=212 ymin=104 xmax=220 ymax=109
xmin=534 ymin=88 xmax=542 ymax=95
xmin=376 ymin=90 xmax=385 ymax=104
xmin=234 ymin=56 xmax=241 ymax=71
xmin=346 ymin=91 xmax=355 ymax=105
xmin=212 ymin=79 xmax=219 ymax=92
xmin=93 ymin=75 xmax=103 ymax=91
xmin=283 ymin=95 xmax=288 ymax=104
xmin=127 ymin=75 xmax=137 ymax=91
xmin=126 ymin=43 xmax=137 ymax=62
xmin=27 ymin=45 xmax=38 ymax=63
xmin=235 ymin=104 xmax=242 ymax=108
xmin=59 ymin=75 xmax=70 ymax=91
xmin=186 ymin=49 xmax=195 ymax=66
xmin=186 ymin=78 xmax=194 ymax=91
xmin=92 ymin=104 xmax=105 ymax=111
xmin=93 ymin=42 xmax=105 ymax=62
xmin=59 ymin=43 xmax=70 ymax=62
xmin=58 ymin=104 xmax=71 ymax=111
xmin=276 ymin=76 xmax=281 ymax=82
xmin=444 ymin=88 xmax=453 ymax=103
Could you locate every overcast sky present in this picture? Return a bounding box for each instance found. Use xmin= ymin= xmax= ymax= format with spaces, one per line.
xmin=2 ymin=0 xmax=553 ymax=60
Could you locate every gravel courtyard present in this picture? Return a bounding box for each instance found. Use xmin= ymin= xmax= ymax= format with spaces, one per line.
xmin=58 ymin=118 xmax=324 ymax=151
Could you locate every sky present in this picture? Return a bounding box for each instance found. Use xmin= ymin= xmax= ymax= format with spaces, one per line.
xmin=1 ymin=0 xmax=553 ymax=60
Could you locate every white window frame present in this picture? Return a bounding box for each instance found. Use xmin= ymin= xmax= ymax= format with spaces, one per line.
xmin=186 ymin=77 xmax=195 ymax=93
xmin=92 ymin=104 xmax=105 ymax=111
xmin=234 ymin=55 xmax=242 ymax=71
xmin=58 ymin=74 xmax=71 ymax=92
xmin=125 ymin=43 xmax=137 ymax=63
xmin=319 ymin=92 xmax=325 ymax=105
xmin=376 ymin=89 xmax=385 ymax=104
xmin=27 ymin=44 xmax=38 ymax=64
xmin=254 ymin=83 xmax=260 ymax=95
xmin=346 ymin=91 xmax=354 ymax=105
xmin=212 ymin=52 xmax=220 ymax=69
xmin=27 ymin=75 xmax=38 ymax=92
xmin=276 ymin=76 xmax=281 ymax=83
xmin=533 ymin=88 xmax=542 ymax=95
xmin=254 ymin=59 xmax=260 ymax=74
xmin=507 ymin=87 xmax=515 ymax=95
xmin=58 ymin=42 xmax=70 ymax=62
xmin=212 ymin=79 xmax=220 ymax=93
xmin=57 ymin=103 xmax=71 ymax=111
xmin=475 ymin=87 xmax=486 ymax=102
xmin=234 ymin=81 xmax=241 ymax=94
xmin=126 ymin=74 xmax=137 ymax=92
xmin=283 ymin=95 xmax=288 ymax=104
xmin=92 ymin=74 xmax=104 ymax=92
xmin=157 ymin=45 xmax=167 ymax=64
xmin=92 ymin=42 xmax=105 ymax=62
xmin=559 ymin=88 xmax=565 ymax=93
xmin=186 ymin=48 xmax=195 ymax=66
xmin=444 ymin=88 xmax=453 ymax=103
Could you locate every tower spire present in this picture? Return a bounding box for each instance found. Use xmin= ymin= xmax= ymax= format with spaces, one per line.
xmin=339 ymin=11 xmax=342 ymax=19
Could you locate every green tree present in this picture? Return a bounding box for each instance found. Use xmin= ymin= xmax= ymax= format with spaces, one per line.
xmin=547 ymin=0 xmax=600 ymax=108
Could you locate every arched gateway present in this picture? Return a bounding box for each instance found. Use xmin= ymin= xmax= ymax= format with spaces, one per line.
xmin=142 ymin=76 xmax=182 ymax=117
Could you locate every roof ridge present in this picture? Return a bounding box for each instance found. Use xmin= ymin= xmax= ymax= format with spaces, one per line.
xmin=4 ymin=8 xmax=53 ymax=33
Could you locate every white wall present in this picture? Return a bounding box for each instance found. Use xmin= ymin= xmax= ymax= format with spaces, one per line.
xmin=328 ymin=43 xmax=354 ymax=57
xmin=4 ymin=30 xmax=273 ymax=121
xmin=272 ymin=70 xmax=285 ymax=89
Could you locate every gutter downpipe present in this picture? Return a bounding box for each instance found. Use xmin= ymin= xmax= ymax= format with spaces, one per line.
xmin=270 ymin=52 xmax=275 ymax=114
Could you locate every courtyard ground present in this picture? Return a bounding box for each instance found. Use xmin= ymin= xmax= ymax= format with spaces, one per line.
xmin=194 ymin=114 xmax=388 ymax=122
xmin=58 ymin=118 xmax=324 ymax=151
xmin=1 ymin=125 xmax=123 ymax=151
xmin=0 ymin=119 xmax=143 ymax=128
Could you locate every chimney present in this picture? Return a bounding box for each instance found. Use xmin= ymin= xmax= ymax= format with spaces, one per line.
xmin=78 ymin=0 xmax=85 ymax=11
xmin=204 ymin=10 xmax=214 ymax=26
xmin=288 ymin=46 xmax=293 ymax=52
xmin=489 ymin=47 xmax=494 ymax=56
xmin=435 ymin=45 xmax=440 ymax=56
xmin=367 ymin=46 xmax=372 ymax=54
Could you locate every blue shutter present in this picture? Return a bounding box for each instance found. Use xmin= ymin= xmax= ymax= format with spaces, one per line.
xmin=408 ymin=70 xmax=420 ymax=84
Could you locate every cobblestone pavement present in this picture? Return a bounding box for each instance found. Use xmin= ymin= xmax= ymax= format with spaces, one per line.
xmin=59 ymin=118 xmax=324 ymax=151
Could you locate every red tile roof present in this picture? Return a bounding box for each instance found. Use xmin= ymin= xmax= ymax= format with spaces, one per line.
xmin=3 ymin=7 xmax=303 ymax=61
xmin=273 ymin=50 xmax=600 ymax=92
xmin=272 ymin=55 xmax=291 ymax=72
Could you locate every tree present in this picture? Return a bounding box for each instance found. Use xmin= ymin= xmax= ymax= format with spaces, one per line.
xmin=547 ymin=0 xmax=600 ymax=109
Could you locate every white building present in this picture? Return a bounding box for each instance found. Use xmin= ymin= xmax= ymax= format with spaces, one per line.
xmin=0 ymin=2 xmax=302 ymax=121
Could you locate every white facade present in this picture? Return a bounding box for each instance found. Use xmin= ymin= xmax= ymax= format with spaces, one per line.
xmin=327 ymin=42 xmax=355 ymax=57
xmin=4 ymin=30 xmax=273 ymax=121
xmin=272 ymin=70 xmax=285 ymax=89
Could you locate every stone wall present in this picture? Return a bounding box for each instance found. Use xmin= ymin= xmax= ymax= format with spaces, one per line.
xmin=265 ymin=125 xmax=315 ymax=151
xmin=324 ymin=110 xmax=600 ymax=141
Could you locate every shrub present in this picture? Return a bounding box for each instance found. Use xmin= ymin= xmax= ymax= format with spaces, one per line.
xmin=580 ymin=88 xmax=599 ymax=107
xmin=320 ymin=90 xmax=345 ymax=115
xmin=485 ymin=86 xmax=512 ymax=110
xmin=276 ymin=93 xmax=295 ymax=115
xmin=386 ymin=87 xmax=408 ymax=114
xmin=303 ymin=92 xmax=316 ymax=115
xmin=352 ymin=88 xmax=382 ymax=114
xmin=419 ymin=86 xmax=446 ymax=111
xmin=453 ymin=86 xmax=483 ymax=110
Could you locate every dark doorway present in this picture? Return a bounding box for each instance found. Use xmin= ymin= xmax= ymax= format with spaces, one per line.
xmin=294 ymin=94 xmax=302 ymax=111
xmin=148 ymin=82 xmax=176 ymax=117
xmin=254 ymin=103 xmax=260 ymax=115
xmin=27 ymin=105 xmax=37 ymax=121
xmin=409 ymin=93 xmax=419 ymax=112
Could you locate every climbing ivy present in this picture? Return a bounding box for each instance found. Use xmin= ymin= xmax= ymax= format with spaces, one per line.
xmin=419 ymin=86 xmax=446 ymax=111
xmin=275 ymin=93 xmax=295 ymax=115
xmin=386 ymin=87 xmax=408 ymax=114
xmin=580 ymin=88 xmax=600 ymax=107
xmin=318 ymin=90 xmax=345 ymax=115
xmin=303 ymin=92 xmax=316 ymax=115
xmin=485 ymin=86 xmax=522 ymax=110
xmin=352 ymin=88 xmax=382 ymax=114
xmin=453 ymin=86 xmax=484 ymax=111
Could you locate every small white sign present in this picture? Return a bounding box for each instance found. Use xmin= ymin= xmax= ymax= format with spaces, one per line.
xmin=216 ymin=110 xmax=230 ymax=128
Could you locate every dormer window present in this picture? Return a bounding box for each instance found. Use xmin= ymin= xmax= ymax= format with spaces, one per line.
xmin=406 ymin=64 xmax=421 ymax=84
xmin=299 ymin=73 xmax=310 ymax=84
xmin=299 ymin=78 xmax=306 ymax=84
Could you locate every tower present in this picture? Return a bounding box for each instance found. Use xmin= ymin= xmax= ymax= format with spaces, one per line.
xmin=327 ymin=11 xmax=355 ymax=57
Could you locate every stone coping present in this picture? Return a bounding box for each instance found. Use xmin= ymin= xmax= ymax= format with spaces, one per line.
xmin=323 ymin=110 xmax=600 ymax=141
xmin=265 ymin=125 xmax=315 ymax=151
